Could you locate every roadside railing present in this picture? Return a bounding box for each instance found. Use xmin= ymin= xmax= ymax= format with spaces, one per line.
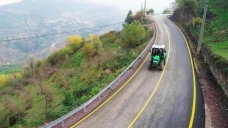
xmin=44 ymin=24 xmax=156 ymax=128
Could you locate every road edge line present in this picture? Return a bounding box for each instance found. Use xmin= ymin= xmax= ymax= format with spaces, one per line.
xmin=167 ymin=17 xmax=197 ymax=128
xmin=127 ymin=22 xmax=171 ymax=128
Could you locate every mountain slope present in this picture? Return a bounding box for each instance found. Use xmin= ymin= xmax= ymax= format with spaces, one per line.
xmin=0 ymin=0 xmax=125 ymax=66
xmin=0 ymin=16 xmax=153 ymax=127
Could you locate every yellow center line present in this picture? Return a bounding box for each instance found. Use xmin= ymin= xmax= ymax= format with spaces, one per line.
xmin=127 ymin=22 xmax=171 ymax=128
xmin=167 ymin=18 xmax=197 ymax=128
xmin=70 ymin=23 xmax=158 ymax=128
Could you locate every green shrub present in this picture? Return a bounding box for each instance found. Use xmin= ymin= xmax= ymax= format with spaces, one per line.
xmin=17 ymin=117 xmax=27 ymax=126
xmin=90 ymin=86 xmax=100 ymax=96
xmin=53 ymin=70 xmax=70 ymax=90
xmin=58 ymin=47 xmax=74 ymax=59
xmin=221 ymin=68 xmax=228 ymax=74
xmin=62 ymin=91 xmax=75 ymax=107
xmin=46 ymin=52 xmax=60 ymax=65
xmin=76 ymin=84 xmax=91 ymax=95
xmin=45 ymin=109 xmax=61 ymax=120
xmin=0 ymin=109 xmax=10 ymax=128
xmin=46 ymin=46 xmax=73 ymax=65
xmin=60 ymin=106 xmax=72 ymax=114
xmin=191 ymin=17 xmax=202 ymax=28
xmin=121 ymin=21 xmax=146 ymax=48
xmin=79 ymin=95 xmax=89 ymax=104
xmin=214 ymin=30 xmax=226 ymax=42
xmin=32 ymin=119 xmax=44 ymax=127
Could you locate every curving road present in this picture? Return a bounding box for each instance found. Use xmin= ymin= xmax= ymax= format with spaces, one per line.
xmin=71 ymin=14 xmax=205 ymax=128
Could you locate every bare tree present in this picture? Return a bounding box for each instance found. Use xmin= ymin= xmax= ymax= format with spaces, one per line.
xmin=34 ymin=64 xmax=53 ymax=114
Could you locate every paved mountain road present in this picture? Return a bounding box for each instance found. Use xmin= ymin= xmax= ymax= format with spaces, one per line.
xmin=71 ymin=15 xmax=204 ymax=128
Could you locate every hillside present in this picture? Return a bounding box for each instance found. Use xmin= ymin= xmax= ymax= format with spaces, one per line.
xmin=0 ymin=9 xmax=153 ymax=127
xmin=171 ymin=0 xmax=228 ymax=60
xmin=0 ymin=0 xmax=125 ymax=66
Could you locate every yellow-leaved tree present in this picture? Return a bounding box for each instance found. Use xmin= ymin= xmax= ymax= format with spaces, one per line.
xmin=0 ymin=75 xmax=9 ymax=86
xmin=83 ymin=34 xmax=103 ymax=58
xmin=67 ymin=35 xmax=82 ymax=50
xmin=84 ymin=43 xmax=95 ymax=58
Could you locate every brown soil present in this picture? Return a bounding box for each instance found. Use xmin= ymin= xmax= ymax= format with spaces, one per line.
xmin=196 ymin=60 xmax=228 ymax=128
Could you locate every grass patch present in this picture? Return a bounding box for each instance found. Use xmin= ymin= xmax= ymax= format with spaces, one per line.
xmin=203 ymin=36 xmax=228 ymax=61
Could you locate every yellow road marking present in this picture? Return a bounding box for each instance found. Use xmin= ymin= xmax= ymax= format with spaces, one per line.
xmin=127 ymin=23 xmax=171 ymax=128
xmin=70 ymin=24 xmax=158 ymax=128
xmin=167 ymin=18 xmax=197 ymax=128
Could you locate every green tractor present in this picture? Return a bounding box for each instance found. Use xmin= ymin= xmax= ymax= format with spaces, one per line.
xmin=148 ymin=44 xmax=167 ymax=71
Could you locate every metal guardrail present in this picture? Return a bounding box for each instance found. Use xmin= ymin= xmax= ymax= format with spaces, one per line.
xmin=44 ymin=25 xmax=156 ymax=128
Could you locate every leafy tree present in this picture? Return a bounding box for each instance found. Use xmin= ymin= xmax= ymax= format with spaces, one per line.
xmin=83 ymin=34 xmax=103 ymax=58
xmin=67 ymin=35 xmax=82 ymax=50
xmin=175 ymin=0 xmax=197 ymax=10
xmin=125 ymin=10 xmax=134 ymax=24
xmin=0 ymin=75 xmax=9 ymax=85
xmin=34 ymin=65 xmax=53 ymax=115
xmin=175 ymin=0 xmax=184 ymax=7
xmin=84 ymin=43 xmax=96 ymax=58
xmin=134 ymin=11 xmax=144 ymax=21
xmin=87 ymin=34 xmax=103 ymax=53
xmin=120 ymin=21 xmax=146 ymax=48
xmin=147 ymin=9 xmax=154 ymax=14
xmin=176 ymin=0 xmax=189 ymax=7
xmin=170 ymin=2 xmax=178 ymax=12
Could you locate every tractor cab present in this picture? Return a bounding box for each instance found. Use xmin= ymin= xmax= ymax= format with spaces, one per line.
xmin=148 ymin=44 xmax=167 ymax=70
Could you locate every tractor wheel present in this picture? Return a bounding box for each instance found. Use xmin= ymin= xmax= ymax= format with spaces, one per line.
xmin=148 ymin=62 xmax=152 ymax=70
xmin=160 ymin=61 xmax=164 ymax=71
xmin=164 ymin=59 xmax=166 ymax=65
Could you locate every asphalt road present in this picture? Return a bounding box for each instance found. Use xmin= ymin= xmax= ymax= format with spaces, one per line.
xmin=72 ymin=15 xmax=205 ymax=128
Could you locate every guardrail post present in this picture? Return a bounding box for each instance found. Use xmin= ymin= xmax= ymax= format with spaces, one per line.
xmin=109 ymin=86 xmax=112 ymax=90
xmin=62 ymin=121 xmax=64 ymax=128
xmin=84 ymin=106 xmax=86 ymax=113
xmin=130 ymin=65 xmax=134 ymax=69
